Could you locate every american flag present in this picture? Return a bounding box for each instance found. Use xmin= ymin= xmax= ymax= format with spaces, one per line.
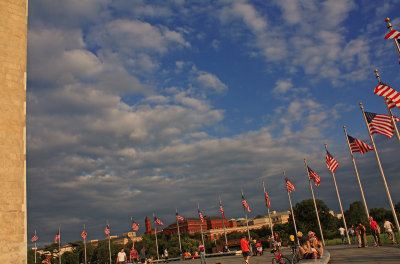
xmin=132 ymin=221 xmax=140 ymax=231
xmin=198 ymin=209 xmax=205 ymax=223
xmin=176 ymin=212 xmax=184 ymax=222
xmin=365 ymin=112 xmax=399 ymax=138
xmin=285 ymin=177 xmax=295 ymax=193
xmin=104 ymin=224 xmax=110 ymax=236
xmin=374 ymin=83 xmax=400 ymax=109
xmin=347 ymin=135 xmax=373 ymax=154
xmin=307 ymin=166 xmax=321 ymax=187
xmin=219 ymin=204 xmax=225 ymax=218
xmin=385 ymin=29 xmax=400 ymax=39
xmin=154 ymin=217 xmax=164 ymax=226
xmin=54 ymin=231 xmax=60 ymax=243
xmin=264 ymin=191 xmax=271 ymax=208
xmin=31 ymin=234 xmax=38 ymax=243
xmin=326 ymin=151 xmax=339 ymax=173
xmin=241 ymin=194 xmax=251 ymax=213
xmin=81 ymin=229 xmax=87 ymax=239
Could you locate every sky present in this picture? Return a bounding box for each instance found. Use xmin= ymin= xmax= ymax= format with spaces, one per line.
xmin=27 ymin=0 xmax=400 ymax=247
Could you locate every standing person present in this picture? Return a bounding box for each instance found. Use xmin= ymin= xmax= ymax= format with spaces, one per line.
xmin=116 ymin=248 xmax=127 ymax=264
xmin=130 ymin=247 xmax=139 ymax=264
xmin=369 ymin=217 xmax=381 ymax=247
xmin=164 ymin=248 xmax=169 ymax=263
xmin=356 ymin=223 xmax=367 ymax=248
xmin=140 ymin=246 xmax=146 ymax=264
xmin=348 ymin=226 xmax=356 ymax=244
xmin=198 ymin=242 xmax=206 ymax=264
xmin=383 ymin=219 xmax=396 ymax=244
xmin=338 ymin=227 xmax=346 ymax=244
xmin=240 ymin=235 xmax=250 ymax=264
xmin=41 ymin=255 xmax=52 ymax=264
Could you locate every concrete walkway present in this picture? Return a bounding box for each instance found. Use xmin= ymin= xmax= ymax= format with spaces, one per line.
xmin=327 ymin=244 xmax=400 ymax=263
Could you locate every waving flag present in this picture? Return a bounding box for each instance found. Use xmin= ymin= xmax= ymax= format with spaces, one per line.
xmin=54 ymin=231 xmax=60 ymax=243
xmin=307 ymin=166 xmax=321 ymax=186
xmin=131 ymin=221 xmax=140 ymax=231
xmin=81 ymin=229 xmax=87 ymax=239
xmin=365 ymin=112 xmax=399 ymax=138
xmin=241 ymin=194 xmax=251 ymax=213
xmin=219 ymin=204 xmax=225 ymax=218
xmin=176 ymin=212 xmax=184 ymax=222
xmin=154 ymin=217 xmax=164 ymax=226
xmin=285 ymin=177 xmax=295 ymax=193
xmin=264 ymin=190 xmax=271 ymax=208
xmin=374 ymin=83 xmax=400 ymax=109
xmin=104 ymin=224 xmax=110 ymax=235
xmin=198 ymin=209 xmax=205 ymax=223
xmin=326 ymin=151 xmax=339 ymax=173
xmin=31 ymin=234 xmax=38 ymax=243
xmin=347 ymin=135 xmax=373 ymax=154
xmin=385 ymin=29 xmax=400 ymax=39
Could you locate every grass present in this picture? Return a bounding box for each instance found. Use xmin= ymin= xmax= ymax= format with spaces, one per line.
xmin=324 ymin=233 xmax=399 ymax=246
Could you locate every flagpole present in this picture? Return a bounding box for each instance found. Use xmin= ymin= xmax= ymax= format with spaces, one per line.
xmin=359 ymin=103 xmax=400 ymax=236
xmin=219 ymin=196 xmax=228 ymax=247
xmin=262 ymin=181 xmax=274 ymax=239
xmin=373 ymin=69 xmax=400 ymax=144
xmin=83 ymin=224 xmax=87 ymax=264
xmin=57 ymin=226 xmax=60 ymax=264
xmin=304 ymin=159 xmax=325 ymax=247
xmin=324 ymin=144 xmax=351 ymax=245
xmin=283 ymin=171 xmax=299 ymax=247
xmin=385 ymin=18 xmax=400 ymax=62
xmin=107 ymin=220 xmax=111 ymax=264
xmin=343 ymin=126 xmax=370 ymax=220
xmin=130 ymin=217 xmax=135 ymax=249
xmin=175 ymin=208 xmax=183 ymax=254
xmin=241 ymin=188 xmax=252 ymax=249
xmin=197 ymin=202 xmax=205 ymax=249
xmin=153 ymin=213 xmax=160 ymax=260
xmin=34 ymin=229 xmax=37 ymax=264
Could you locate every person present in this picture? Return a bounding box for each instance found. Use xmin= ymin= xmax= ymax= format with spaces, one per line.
xmin=255 ymin=239 xmax=263 ymax=256
xmin=251 ymin=239 xmax=257 ymax=256
xmin=116 ymin=248 xmax=127 ymax=264
xmin=272 ymin=233 xmax=282 ymax=251
xmin=41 ymin=255 xmax=52 ymax=264
xmin=383 ymin=219 xmax=396 ymax=244
xmin=369 ymin=216 xmax=381 ymax=247
xmin=198 ymin=242 xmax=206 ymax=264
xmin=297 ymin=231 xmax=306 ymax=246
xmin=240 ymin=235 xmax=250 ymax=264
xmin=307 ymin=231 xmax=323 ymax=257
xmin=356 ymin=223 xmax=367 ymax=248
xmin=338 ymin=227 xmax=346 ymax=244
xmin=164 ymin=248 xmax=169 ymax=263
xmin=222 ymin=244 xmax=229 ymax=253
xmin=130 ymin=247 xmax=139 ymax=264
xmin=140 ymin=246 xmax=146 ymax=264
xmin=348 ymin=225 xmax=356 ymax=244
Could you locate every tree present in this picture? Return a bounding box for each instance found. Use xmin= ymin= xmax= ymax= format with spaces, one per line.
xmin=344 ymin=201 xmax=368 ymax=227
xmin=369 ymin=207 xmax=392 ymax=223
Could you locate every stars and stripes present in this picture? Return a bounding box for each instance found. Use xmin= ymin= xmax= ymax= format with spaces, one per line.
xmin=365 ymin=112 xmax=399 ymax=138
xmin=31 ymin=234 xmax=38 ymax=243
xmin=131 ymin=221 xmax=140 ymax=231
xmin=219 ymin=204 xmax=225 ymax=218
xmin=54 ymin=231 xmax=60 ymax=243
xmin=374 ymin=83 xmax=400 ymax=109
xmin=347 ymin=135 xmax=373 ymax=154
xmin=104 ymin=224 xmax=110 ymax=236
xmin=326 ymin=151 xmax=339 ymax=173
xmin=264 ymin=190 xmax=271 ymax=208
xmin=385 ymin=29 xmax=400 ymax=39
xmin=241 ymin=194 xmax=251 ymax=213
xmin=176 ymin=212 xmax=184 ymax=222
xmin=81 ymin=229 xmax=87 ymax=239
xmin=307 ymin=166 xmax=321 ymax=187
xmin=198 ymin=209 xmax=205 ymax=223
xmin=154 ymin=217 xmax=164 ymax=226
xmin=285 ymin=177 xmax=295 ymax=193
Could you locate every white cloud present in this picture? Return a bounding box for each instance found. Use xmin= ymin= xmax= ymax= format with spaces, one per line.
xmin=195 ymin=72 xmax=228 ymax=94
xmin=272 ymin=79 xmax=293 ymax=94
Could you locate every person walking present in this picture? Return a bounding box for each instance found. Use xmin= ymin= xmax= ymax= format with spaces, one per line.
xmin=240 ymin=235 xmax=250 ymax=264
xmin=140 ymin=246 xmax=146 ymax=264
xmin=130 ymin=247 xmax=139 ymax=264
xmin=116 ymin=248 xmax=127 ymax=264
xmin=369 ymin=217 xmax=381 ymax=247
xmin=383 ymin=219 xmax=396 ymax=244
xmin=349 ymin=225 xmax=356 ymax=244
xmin=198 ymin=242 xmax=206 ymax=264
xmin=338 ymin=227 xmax=346 ymax=244
xmin=356 ymin=223 xmax=367 ymax=248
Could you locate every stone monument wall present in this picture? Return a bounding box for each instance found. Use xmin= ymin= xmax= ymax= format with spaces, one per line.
xmin=0 ymin=0 xmax=28 ymax=263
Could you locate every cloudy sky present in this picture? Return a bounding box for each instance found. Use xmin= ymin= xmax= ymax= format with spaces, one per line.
xmin=27 ymin=0 xmax=400 ymax=246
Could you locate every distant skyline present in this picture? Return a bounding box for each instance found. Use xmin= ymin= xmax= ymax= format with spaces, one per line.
xmin=27 ymin=0 xmax=400 ymax=246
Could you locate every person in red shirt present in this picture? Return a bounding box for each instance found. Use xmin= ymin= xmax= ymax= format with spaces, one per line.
xmin=130 ymin=247 xmax=139 ymax=264
xmin=369 ymin=217 xmax=381 ymax=247
xmin=240 ymin=235 xmax=250 ymax=264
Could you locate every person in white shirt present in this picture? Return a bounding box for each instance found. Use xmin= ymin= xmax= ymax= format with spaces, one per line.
xmin=117 ymin=248 xmax=127 ymax=264
xmin=338 ymin=227 xmax=346 ymax=244
xmin=383 ymin=219 xmax=396 ymax=244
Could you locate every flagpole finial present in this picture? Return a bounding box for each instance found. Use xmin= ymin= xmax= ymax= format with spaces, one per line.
xmin=359 ymin=102 xmax=364 ymax=110
xmin=343 ymin=125 xmax=346 ymax=129
xmin=386 ymin=17 xmax=392 ymax=29
xmin=374 ymin=69 xmax=381 ymax=83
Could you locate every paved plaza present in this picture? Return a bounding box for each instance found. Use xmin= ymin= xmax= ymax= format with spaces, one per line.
xmin=164 ymin=244 xmax=400 ymax=264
